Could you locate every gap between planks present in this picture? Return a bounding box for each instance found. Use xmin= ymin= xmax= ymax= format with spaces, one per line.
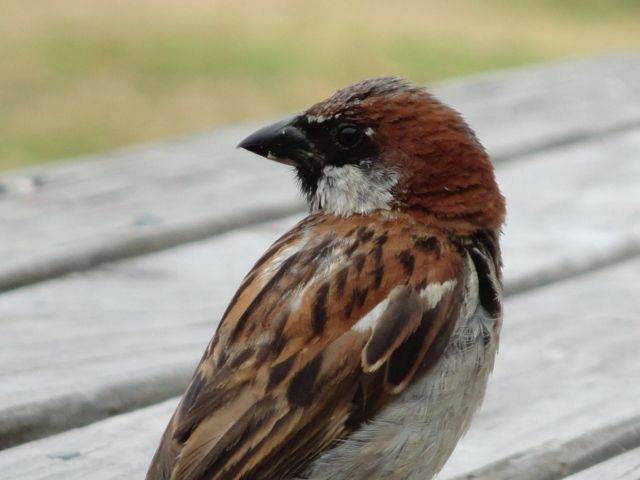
xmin=3 ymin=255 xmax=640 ymax=479
xmin=2 ymin=53 xmax=640 ymax=293
xmin=1 ymin=124 xmax=639 ymax=448
xmin=4 ymin=120 xmax=640 ymax=294
xmin=4 ymin=127 xmax=640 ymax=297
xmin=491 ymin=117 xmax=640 ymax=164
xmin=506 ymin=240 xmax=640 ymax=296
xmin=449 ymin=413 xmax=640 ymax=480
xmin=2 ymin=248 xmax=639 ymax=452
xmin=0 ymin=203 xmax=302 ymax=293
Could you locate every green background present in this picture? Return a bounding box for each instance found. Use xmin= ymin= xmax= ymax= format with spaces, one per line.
xmin=2 ymin=0 xmax=639 ymax=171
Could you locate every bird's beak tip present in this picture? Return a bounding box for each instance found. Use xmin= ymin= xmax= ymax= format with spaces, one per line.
xmin=235 ymin=116 xmax=314 ymax=167
xmin=236 ymin=138 xmax=251 ymax=151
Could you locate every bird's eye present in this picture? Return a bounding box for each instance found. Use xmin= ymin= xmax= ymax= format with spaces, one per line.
xmin=335 ymin=124 xmax=363 ymax=149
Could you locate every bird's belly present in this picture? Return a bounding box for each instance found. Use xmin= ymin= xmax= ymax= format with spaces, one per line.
xmin=301 ymin=312 xmax=499 ymax=480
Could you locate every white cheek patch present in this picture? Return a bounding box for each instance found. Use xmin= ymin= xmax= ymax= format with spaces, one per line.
xmin=311 ymin=164 xmax=398 ymax=216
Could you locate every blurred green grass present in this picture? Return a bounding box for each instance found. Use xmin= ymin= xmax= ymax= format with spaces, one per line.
xmin=1 ymin=0 xmax=639 ymax=171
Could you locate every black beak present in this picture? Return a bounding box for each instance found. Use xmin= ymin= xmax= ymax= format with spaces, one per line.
xmin=237 ymin=116 xmax=317 ymax=169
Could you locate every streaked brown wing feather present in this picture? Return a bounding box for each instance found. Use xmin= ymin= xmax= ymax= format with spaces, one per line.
xmin=146 ymin=213 xmax=463 ymax=480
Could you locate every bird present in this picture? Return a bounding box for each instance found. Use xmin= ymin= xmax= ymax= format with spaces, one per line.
xmin=146 ymin=77 xmax=506 ymax=480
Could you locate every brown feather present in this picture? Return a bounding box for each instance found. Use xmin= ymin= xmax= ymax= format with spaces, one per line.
xmin=147 ymin=213 xmax=465 ymax=480
xmin=147 ymin=76 xmax=507 ymax=480
xmin=362 ymin=286 xmax=423 ymax=372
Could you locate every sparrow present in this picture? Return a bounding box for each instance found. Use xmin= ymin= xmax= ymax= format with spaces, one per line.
xmin=146 ymin=77 xmax=506 ymax=480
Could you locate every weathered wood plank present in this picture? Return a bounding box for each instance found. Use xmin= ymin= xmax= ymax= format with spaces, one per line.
xmin=436 ymin=53 xmax=640 ymax=161
xmin=1 ymin=126 xmax=639 ymax=448
xmin=0 ymin=399 xmax=178 ymax=480
xmin=1 ymin=53 xmax=639 ymax=291
xmin=564 ymin=446 xmax=640 ymax=480
xmin=440 ymin=256 xmax=640 ymax=478
xmin=497 ymin=127 xmax=640 ymax=292
xmin=447 ymin=414 xmax=640 ymax=480
xmin=2 ymin=256 xmax=639 ymax=479
xmin=0 ymin=219 xmax=287 ymax=448
xmin=0 ymin=125 xmax=303 ymax=292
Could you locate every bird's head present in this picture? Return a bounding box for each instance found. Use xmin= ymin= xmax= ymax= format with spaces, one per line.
xmin=238 ymin=77 xmax=505 ymax=233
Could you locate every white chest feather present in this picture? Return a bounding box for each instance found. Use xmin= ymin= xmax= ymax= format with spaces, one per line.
xmin=311 ymin=165 xmax=398 ymax=216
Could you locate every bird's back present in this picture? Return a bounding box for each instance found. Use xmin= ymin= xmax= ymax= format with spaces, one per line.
xmin=146 ymin=214 xmax=502 ymax=480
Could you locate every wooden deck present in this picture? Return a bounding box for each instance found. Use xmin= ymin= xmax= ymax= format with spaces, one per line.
xmin=1 ymin=53 xmax=639 ymax=479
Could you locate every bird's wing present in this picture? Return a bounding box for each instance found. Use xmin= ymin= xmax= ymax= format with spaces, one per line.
xmin=147 ymin=213 xmax=465 ymax=480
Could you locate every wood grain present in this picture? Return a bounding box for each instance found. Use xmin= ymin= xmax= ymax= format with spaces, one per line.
xmin=447 ymin=413 xmax=640 ymax=480
xmin=1 ymin=126 xmax=639 ymax=448
xmin=2 ymin=257 xmax=639 ymax=479
xmin=1 ymin=54 xmax=639 ymax=291
xmin=564 ymin=446 xmax=640 ymax=480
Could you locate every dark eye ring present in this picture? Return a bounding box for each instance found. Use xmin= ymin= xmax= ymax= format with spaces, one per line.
xmin=335 ymin=124 xmax=363 ymax=149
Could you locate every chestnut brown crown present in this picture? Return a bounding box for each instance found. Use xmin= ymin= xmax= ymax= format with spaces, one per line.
xmin=239 ymin=77 xmax=505 ymax=233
